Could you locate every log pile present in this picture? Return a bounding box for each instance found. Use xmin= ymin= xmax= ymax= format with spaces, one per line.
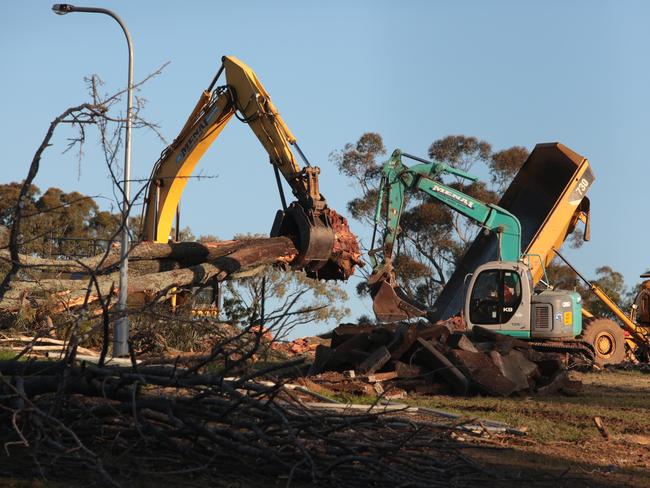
xmin=0 ymin=237 xmax=300 ymax=314
xmin=0 ymin=207 xmax=364 ymax=317
xmin=307 ymin=323 xmax=583 ymax=397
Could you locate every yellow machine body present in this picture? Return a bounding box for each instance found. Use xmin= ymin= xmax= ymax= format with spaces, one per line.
xmin=141 ymin=56 xmax=321 ymax=244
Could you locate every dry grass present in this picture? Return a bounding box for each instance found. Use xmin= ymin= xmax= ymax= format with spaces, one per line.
xmin=332 ymin=368 xmax=650 ymax=487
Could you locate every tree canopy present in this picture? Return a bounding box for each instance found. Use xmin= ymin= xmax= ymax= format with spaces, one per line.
xmin=0 ymin=182 xmax=119 ymax=257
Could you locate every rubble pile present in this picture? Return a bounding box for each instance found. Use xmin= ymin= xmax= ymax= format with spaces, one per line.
xmin=307 ymin=323 xmax=582 ymax=397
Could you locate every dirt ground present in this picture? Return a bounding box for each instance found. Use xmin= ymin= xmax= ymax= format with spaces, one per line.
xmin=408 ymin=368 xmax=650 ymax=488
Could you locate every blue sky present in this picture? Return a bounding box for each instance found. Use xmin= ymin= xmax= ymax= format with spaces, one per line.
xmin=2 ymin=1 xmax=649 ymax=336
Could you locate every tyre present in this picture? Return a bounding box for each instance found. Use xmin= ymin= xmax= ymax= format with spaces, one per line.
xmin=579 ymin=317 xmax=627 ymax=366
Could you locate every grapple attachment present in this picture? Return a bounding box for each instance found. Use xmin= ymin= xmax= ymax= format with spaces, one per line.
xmin=271 ymin=204 xmax=362 ymax=280
xmin=368 ymin=264 xmax=428 ymax=322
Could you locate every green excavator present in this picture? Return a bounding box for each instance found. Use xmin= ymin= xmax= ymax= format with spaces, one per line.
xmin=368 ymin=149 xmax=597 ymax=360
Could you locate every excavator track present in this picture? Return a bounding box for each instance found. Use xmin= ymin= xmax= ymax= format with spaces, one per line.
xmin=528 ymin=340 xmax=595 ymax=365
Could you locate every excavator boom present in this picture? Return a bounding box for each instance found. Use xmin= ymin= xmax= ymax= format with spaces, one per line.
xmin=369 ymin=149 xmax=522 ymax=321
xmin=141 ymin=56 xmax=361 ymax=280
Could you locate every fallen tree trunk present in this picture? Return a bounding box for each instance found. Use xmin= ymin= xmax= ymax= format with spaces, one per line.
xmin=0 ymin=238 xmax=284 ymax=275
xmin=0 ymin=237 xmax=298 ymax=313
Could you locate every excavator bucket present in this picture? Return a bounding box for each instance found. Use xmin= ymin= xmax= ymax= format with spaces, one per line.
xmin=368 ymin=265 xmax=428 ymax=322
xmin=371 ymin=279 xmax=428 ymax=322
xmin=430 ymin=142 xmax=595 ymax=322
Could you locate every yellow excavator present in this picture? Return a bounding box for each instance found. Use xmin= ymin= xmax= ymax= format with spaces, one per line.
xmin=139 ymin=56 xmax=361 ymax=313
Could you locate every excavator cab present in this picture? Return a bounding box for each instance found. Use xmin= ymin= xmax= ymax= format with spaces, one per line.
xmin=463 ymin=260 xmax=582 ymax=339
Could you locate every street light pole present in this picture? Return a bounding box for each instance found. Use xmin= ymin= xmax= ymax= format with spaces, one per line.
xmin=52 ymin=4 xmax=133 ymax=357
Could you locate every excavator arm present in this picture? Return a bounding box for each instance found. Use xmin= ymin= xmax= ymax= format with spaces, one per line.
xmin=369 ymin=149 xmax=521 ymax=321
xmin=141 ymin=56 xmax=359 ymax=279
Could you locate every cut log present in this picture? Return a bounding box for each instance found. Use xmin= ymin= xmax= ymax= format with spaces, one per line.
xmin=0 ymin=237 xmax=298 ymax=313
xmin=0 ymin=238 xmax=274 ymax=274
xmin=366 ymin=371 xmax=398 ymax=383
xmin=388 ymin=324 xmax=418 ymax=360
xmin=417 ymin=324 xmax=451 ymax=342
xmin=308 ymin=345 xmax=332 ymax=376
xmin=446 ymin=333 xmax=479 ymax=353
xmin=328 ymin=324 xmax=378 ymax=348
xmin=394 ymin=361 xmax=422 ymax=379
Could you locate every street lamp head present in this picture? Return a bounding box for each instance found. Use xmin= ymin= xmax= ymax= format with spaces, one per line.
xmin=52 ymin=4 xmax=75 ymax=15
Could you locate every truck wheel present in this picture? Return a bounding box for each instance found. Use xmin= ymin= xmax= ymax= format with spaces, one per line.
xmin=580 ymin=318 xmax=626 ymax=366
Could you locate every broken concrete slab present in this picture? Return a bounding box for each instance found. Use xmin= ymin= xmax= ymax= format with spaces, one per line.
xmin=449 ymin=349 xmax=518 ymax=397
xmin=357 ymin=346 xmax=391 ymax=375
xmin=446 ymin=333 xmax=479 ymax=353
xmin=489 ymin=350 xmax=530 ymax=392
xmin=416 ymin=338 xmax=469 ymax=395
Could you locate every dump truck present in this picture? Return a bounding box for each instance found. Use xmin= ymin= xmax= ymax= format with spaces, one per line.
xmin=428 ymin=143 xmax=592 ymax=322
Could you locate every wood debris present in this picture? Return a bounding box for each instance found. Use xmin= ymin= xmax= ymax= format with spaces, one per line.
xmin=306 ymin=322 xmax=583 ymax=397
xmin=0 ymin=237 xmax=300 ymax=314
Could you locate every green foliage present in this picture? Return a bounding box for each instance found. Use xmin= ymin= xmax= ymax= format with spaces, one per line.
xmin=333 ymin=132 xmax=385 ymax=186
xmin=218 ymin=234 xmax=350 ymax=335
xmin=171 ymin=226 xmax=195 ymax=242
xmin=222 ymin=266 xmax=349 ymax=337
xmin=330 ymin=133 xmax=385 ymax=224
xmin=428 ymin=135 xmax=491 ymax=171
xmin=546 ymin=262 xmax=581 ymax=290
xmin=489 ymin=146 xmax=529 ymax=191
xmin=198 ymin=234 xmax=221 ymax=243
xmin=585 ymin=266 xmax=629 ymax=318
xmin=0 ymin=182 xmax=120 ymax=257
